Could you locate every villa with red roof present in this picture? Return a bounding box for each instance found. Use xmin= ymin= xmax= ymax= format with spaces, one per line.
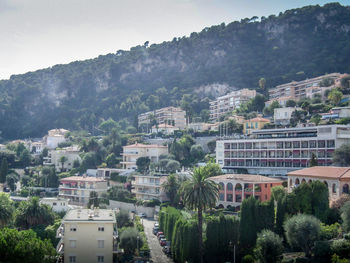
xmin=288 ymin=166 xmax=350 ymax=200
xmin=243 ymin=117 xmax=270 ymax=135
xmin=121 ymin=143 xmax=168 ymax=169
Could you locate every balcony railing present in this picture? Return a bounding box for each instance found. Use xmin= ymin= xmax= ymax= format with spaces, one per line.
xmin=56 ymin=224 xmax=64 ymax=238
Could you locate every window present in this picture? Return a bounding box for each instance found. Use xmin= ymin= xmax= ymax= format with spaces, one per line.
xmin=70 ymin=225 xmax=77 ymax=232
xmin=327 ymin=140 xmax=335 ymax=148
xmin=98 ymin=240 xmax=104 ymax=248
xmin=70 ymin=240 xmax=76 ymax=248
xmin=69 ymin=256 xmax=76 ymax=263
xmin=301 ymin=141 xmax=308 ymax=148
xmin=97 ymin=256 xmax=104 ymax=263
xmin=98 ymin=227 xmax=104 ymax=232
xmin=53 ymin=202 xmax=57 ymax=206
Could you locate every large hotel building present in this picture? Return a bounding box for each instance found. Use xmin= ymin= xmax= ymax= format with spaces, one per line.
xmin=216 ymin=125 xmax=350 ymax=176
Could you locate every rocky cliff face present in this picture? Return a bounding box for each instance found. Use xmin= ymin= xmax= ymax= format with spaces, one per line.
xmin=0 ymin=3 xmax=349 ymax=139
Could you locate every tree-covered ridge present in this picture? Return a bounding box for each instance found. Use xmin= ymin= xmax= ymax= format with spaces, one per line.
xmin=0 ymin=3 xmax=350 ymax=139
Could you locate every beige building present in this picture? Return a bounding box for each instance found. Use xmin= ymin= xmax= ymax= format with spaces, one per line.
xmin=44 ymin=146 xmax=81 ymax=172
xmin=274 ymin=107 xmax=302 ymax=125
xmin=151 ymin=123 xmax=178 ymax=135
xmin=56 ymin=209 xmax=117 ymax=263
xmin=209 ymin=89 xmax=256 ymax=121
xmin=46 ymin=128 xmax=69 ymax=149
xmin=132 ymin=173 xmax=169 ymax=201
xmin=267 ymin=73 xmax=344 ymax=105
xmin=138 ymin=106 xmax=186 ymax=132
xmin=59 ymin=176 xmax=108 ymax=206
xmin=288 ymin=166 xmax=350 ymax=201
xmin=121 ymin=143 xmax=168 ymax=170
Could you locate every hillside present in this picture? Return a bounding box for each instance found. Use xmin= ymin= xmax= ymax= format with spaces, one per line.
xmin=0 ymin=2 xmax=350 ymax=140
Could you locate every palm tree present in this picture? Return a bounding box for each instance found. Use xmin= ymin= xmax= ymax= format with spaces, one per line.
xmin=0 ymin=193 xmax=14 ymax=227
xmin=180 ymin=167 xmax=219 ymax=263
xmin=59 ymin=156 xmax=68 ymax=172
xmin=162 ymin=174 xmax=181 ymax=207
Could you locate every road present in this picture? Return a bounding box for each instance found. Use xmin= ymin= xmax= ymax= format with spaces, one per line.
xmin=143 ymin=218 xmax=173 ymax=263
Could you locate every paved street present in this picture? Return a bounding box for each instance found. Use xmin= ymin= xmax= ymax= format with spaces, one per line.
xmin=143 ymin=218 xmax=173 ymax=263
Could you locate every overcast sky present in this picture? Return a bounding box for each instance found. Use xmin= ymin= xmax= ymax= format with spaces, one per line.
xmin=0 ymin=0 xmax=348 ymax=80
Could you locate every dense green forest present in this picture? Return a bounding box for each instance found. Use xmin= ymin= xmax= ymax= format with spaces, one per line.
xmin=0 ymin=3 xmax=349 ymax=140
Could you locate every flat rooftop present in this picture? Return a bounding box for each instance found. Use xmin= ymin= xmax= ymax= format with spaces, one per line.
xmin=60 ymin=176 xmax=106 ymax=182
xmin=210 ymin=174 xmax=283 ymax=183
xmin=64 ymin=209 xmax=116 ymax=222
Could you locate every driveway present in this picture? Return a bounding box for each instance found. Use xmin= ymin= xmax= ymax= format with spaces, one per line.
xmin=143 ymin=218 xmax=173 ymax=263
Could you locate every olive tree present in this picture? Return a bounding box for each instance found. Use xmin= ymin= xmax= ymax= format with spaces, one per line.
xmin=254 ymin=229 xmax=284 ymax=263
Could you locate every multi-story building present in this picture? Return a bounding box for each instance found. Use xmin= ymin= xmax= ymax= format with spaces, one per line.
xmin=44 ymin=146 xmax=81 ymax=172
xmin=287 ymin=166 xmax=350 ymax=201
xmin=132 ymin=173 xmax=169 ymax=201
xmin=56 ymin=209 xmax=117 ymax=263
xmin=210 ymin=89 xmax=256 ymax=121
xmin=243 ymin=117 xmax=270 ymax=135
xmin=58 ymin=176 xmax=108 ymax=206
xmin=216 ymin=125 xmax=350 ymax=176
xmin=121 ymin=143 xmax=168 ymax=170
xmin=45 ymin=128 xmax=69 ymax=149
xmin=151 ymin=123 xmax=178 ymax=135
xmin=267 ymin=73 xmax=344 ymax=105
xmin=40 ymin=197 xmax=71 ymax=212
xmin=321 ymin=106 xmax=350 ymax=120
xmin=274 ymin=107 xmax=302 ymax=125
xmin=138 ymin=106 xmax=186 ymax=132
xmin=211 ymin=174 xmax=283 ymax=209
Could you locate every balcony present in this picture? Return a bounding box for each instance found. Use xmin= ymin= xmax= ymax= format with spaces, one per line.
xmin=56 ymin=239 xmax=64 ymax=254
xmin=56 ymin=224 xmax=64 ymax=238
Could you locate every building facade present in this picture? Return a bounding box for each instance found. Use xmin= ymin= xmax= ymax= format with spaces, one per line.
xmin=211 ymin=174 xmax=283 ymax=209
xmin=151 ymin=123 xmax=178 ymax=134
xmin=56 ymin=209 xmax=117 ymax=263
xmin=243 ymin=117 xmax=270 ymax=135
xmin=132 ymin=173 xmax=168 ymax=201
xmin=58 ymin=176 xmax=108 ymax=206
xmin=209 ymin=89 xmax=256 ymax=121
xmin=267 ymin=73 xmax=343 ymax=105
xmin=216 ymin=125 xmax=350 ymax=176
xmin=121 ymin=143 xmax=168 ymax=170
xmin=274 ymin=107 xmax=302 ymax=125
xmin=44 ymin=146 xmax=81 ymax=172
xmin=138 ymin=106 xmax=186 ymax=132
xmin=46 ymin=128 xmax=69 ymax=149
xmin=287 ymin=166 xmax=350 ymax=201
xmin=40 ymin=197 xmax=71 ymax=212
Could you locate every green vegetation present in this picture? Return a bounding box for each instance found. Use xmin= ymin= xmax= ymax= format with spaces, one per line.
xmin=254 ymin=230 xmax=284 ymax=263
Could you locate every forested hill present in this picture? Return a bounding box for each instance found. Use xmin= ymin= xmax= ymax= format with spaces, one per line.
xmin=1 ymin=2 xmax=350 ymax=140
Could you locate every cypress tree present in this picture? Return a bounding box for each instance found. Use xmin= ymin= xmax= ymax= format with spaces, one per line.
xmin=0 ymin=158 xmax=8 ymax=183
xmin=240 ymin=197 xmax=258 ymax=252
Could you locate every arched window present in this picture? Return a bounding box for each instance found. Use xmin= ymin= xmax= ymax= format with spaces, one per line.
xmin=324 ymin=181 xmax=328 ymax=187
xmin=343 ymin=184 xmax=349 ymax=194
xmin=332 ymin=184 xmax=336 ymax=194
xmin=295 ymin=178 xmax=300 ymax=185
xmin=227 ymin=183 xmax=233 ymax=191
xmin=301 ymin=179 xmax=306 ymax=184
xmin=235 ymin=183 xmax=242 ymax=191
xmin=219 ymin=182 xmax=224 ymax=190
xmin=308 ymin=179 xmax=312 ymax=184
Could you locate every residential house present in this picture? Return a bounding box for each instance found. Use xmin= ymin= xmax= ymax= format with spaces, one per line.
xmin=243 ymin=117 xmax=270 ymax=135
xmin=151 ymin=123 xmax=178 ymax=134
xmin=40 ymin=197 xmax=71 ymax=212
xmin=132 ymin=173 xmax=169 ymax=201
xmin=56 ymin=209 xmax=117 ymax=263
xmin=44 ymin=146 xmax=81 ymax=172
xmin=46 ymin=128 xmax=69 ymax=149
xmin=274 ymin=107 xmax=302 ymax=125
xmin=321 ymin=106 xmax=350 ymax=120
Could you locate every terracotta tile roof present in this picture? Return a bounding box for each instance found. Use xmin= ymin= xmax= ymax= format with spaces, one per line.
xmin=60 ymin=176 xmax=106 ymax=182
xmin=210 ymin=174 xmax=283 ymax=183
xmin=247 ymin=117 xmax=270 ymax=122
xmin=123 ymin=143 xmax=167 ymax=148
xmin=288 ymin=166 xmax=350 ymax=180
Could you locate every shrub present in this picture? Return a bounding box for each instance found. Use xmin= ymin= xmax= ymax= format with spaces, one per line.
xmin=331 ymin=239 xmax=350 ymax=259
xmin=119 ymin=227 xmax=143 ymax=256
xmin=341 ymin=201 xmax=350 ymax=232
xmin=116 ymin=210 xmax=131 ymax=228
xmin=242 ymin=254 xmax=255 ymax=263
xmin=320 ymin=223 xmax=341 ymax=240
xmin=254 ymin=229 xmax=284 ymax=263
xmin=313 ymin=240 xmax=332 ymax=263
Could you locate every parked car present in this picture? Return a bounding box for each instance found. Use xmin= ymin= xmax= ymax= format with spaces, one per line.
xmin=152 ymin=227 xmax=159 ymax=235
xmin=156 ymin=232 xmax=164 ymax=238
xmin=162 ymin=246 xmax=171 ymax=256
xmin=158 ymin=234 xmax=165 ymax=241
xmin=154 ymin=222 xmax=159 ymax=228
xmin=138 ymin=212 xmax=147 ymax=218
xmin=160 ymin=238 xmax=167 ymax=246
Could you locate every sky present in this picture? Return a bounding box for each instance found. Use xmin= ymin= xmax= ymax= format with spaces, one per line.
xmin=0 ymin=0 xmax=348 ymax=80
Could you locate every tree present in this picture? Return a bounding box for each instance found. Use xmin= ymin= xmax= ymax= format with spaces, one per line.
xmin=0 ymin=193 xmax=14 ymax=227
xmin=202 ymin=162 xmax=223 ymax=177
xmin=310 ymin=152 xmax=318 ymax=167
xmin=88 ymin=191 xmax=99 ymax=208
xmin=166 ymin=160 xmax=181 ymax=173
xmin=19 ymin=149 xmax=31 ymax=167
xmin=162 ymin=174 xmax=181 ymax=207
xmin=180 ymin=167 xmax=219 ymax=263
xmin=252 ymin=94 xmax=266 ymax=112
xmin=286 ymin=99 xmax=296 ymax=107
xmin=119 ymin=227 xmax=143 ymax=255
xmin=263 ymin=101 xmax=281 ymax=116
xmin=190 ymin=144 xmax=205 ymax=162
xmin=6 ymin=173 xmax=18 ymax=192
xmin=328 ymin=89 xmax=343 ymax=106
xmin=200 ymin=109 xmax=210 ymax=122
xmin=284 ymin=214 xmax=321 ymax=257
xmin=0 ymin=158 xmax=8 ymax=183
xmin=259 ymin=78 xmax=266 ymax=94
xmin=15 ymin=197 xmax=55 ymax=229
xmin=310 ymin=114 xmax=322 ymax=126
xmin=254 ymin=230 xmax=284 ymax=263
xmin=59 ymin=156 xmax=68 ymax=172
xmin=116 ymin=210 xmax=131 ymax=228
xmin=341 ymin=201 xmax=350 ymax=232
xmin=136 ymin=157 xmax=150 ymax=173
xmin=207 ymin=140 xmax=216 ymax=154
xmin=333 ymin=144 xmax=350 ymax=166
xmin=106 ymin=153 xmax=117 ymax=167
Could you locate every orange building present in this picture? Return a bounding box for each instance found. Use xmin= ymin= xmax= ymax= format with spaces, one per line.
xmin=210 ymin=174 xmax=283 ymax=210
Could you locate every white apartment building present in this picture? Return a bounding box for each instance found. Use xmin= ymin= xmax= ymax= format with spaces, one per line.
xmin=121 ymin=143 xmax=168 ymax=170
xmin=274 ymin=107 xmax=302 ymax=125
xmin=138 ymin=106 xmax=187 ymax=132
xmin=216 ymin=125 xmax=350 ymax=176
xmin=132 ymin=173 xmax=169 ymax=201
xmin=210 ymin=89 xmax=256 ymax=121
xmin=59 ymin=176 xmax=108 ymax=206
xmin=40 ymin=197 xmax=71 ymax=212
xmin=56 ymin=209 xmax=117 ymax=263
xmin=151 ymin=123 xmax=178 ymax=135
xmin=44 ymin=146 xmax=81 ymax=172
xmin=267 ymin=73 xmax=344 ymax=105
xmin=46 ymin=128 xmax=69 ymax=149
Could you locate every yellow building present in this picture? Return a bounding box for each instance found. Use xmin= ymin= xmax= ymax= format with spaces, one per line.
xmin=243 ymin=117 xmax=270 ymax=135
xmin=57 ymin=209 xmax=117 ymax=263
